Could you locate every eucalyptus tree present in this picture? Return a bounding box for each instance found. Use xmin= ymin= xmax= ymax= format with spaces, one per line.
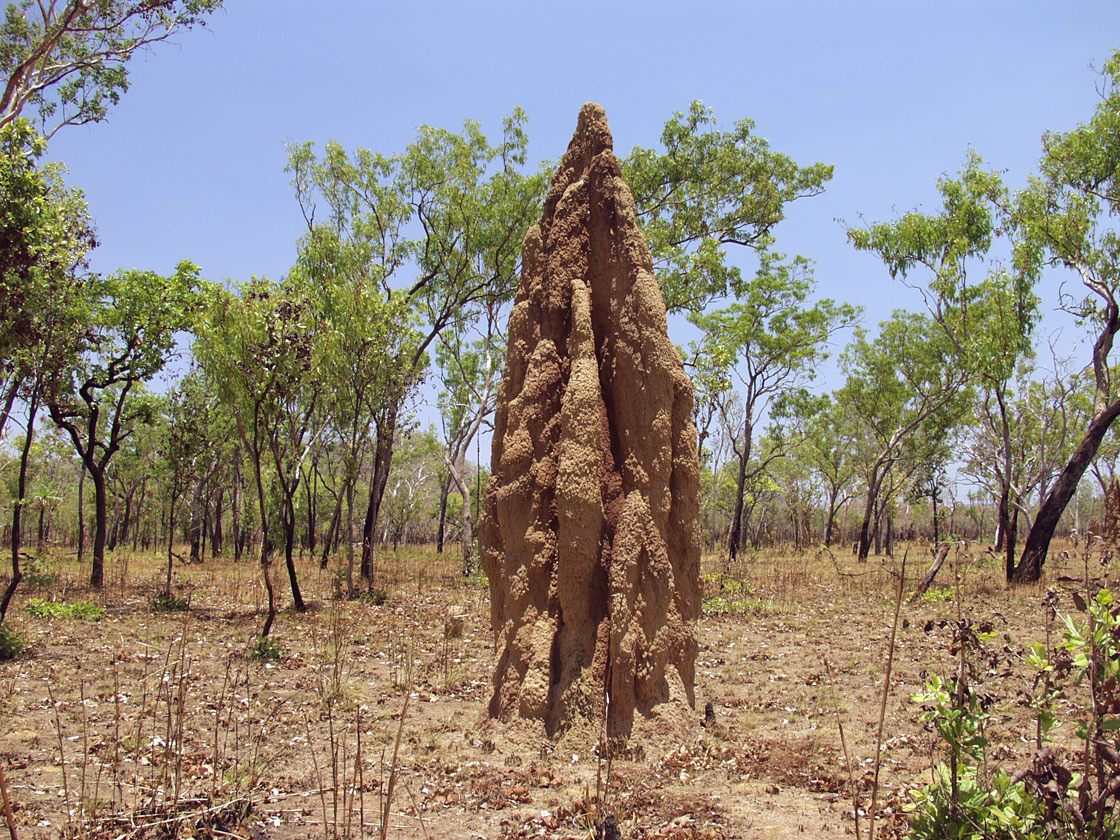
xmin=689 ymin=253 xmax=858 ymax=560
xmin=433 ymin=300 xmax=503 ymax=572
xmin=196 ymin=277 xmax=320 ymax=634
xmin=622 ymin=101 xmax=834 ymax=315
xmin=849 ymin=154 xmax=1036 ymax=573
xmin=0 ymin=118 xmax=93 ymax=620
xmin=839 ymin=312 xmax=972 ymax=560
xmin=294 ymin=226 xmax=419 ymax=596
xmin=1011 ymin=52 xmax=1120 ymax=581
xmin=779 ymin=392 xmax=861 ymax=548
xmin=45 ymin=262 xmax=202 ymax=587
xmin=288 ymin=111 xmax=548 ymax=578
xmin=0 ymin=0 xmax=222 ymax=136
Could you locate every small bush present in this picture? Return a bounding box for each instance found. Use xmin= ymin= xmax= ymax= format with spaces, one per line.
xmin=28 ymin=597 xmax=104 ymax=621
xmin=250 ymin=635 xmax=283 ymax=662
xmin=149 ymin=591 xmax=189 ymax=612
xmin=22 ymin=557 xmax=57 ymax=589
xmin=0 ymin=623 xmax=25 ymax=660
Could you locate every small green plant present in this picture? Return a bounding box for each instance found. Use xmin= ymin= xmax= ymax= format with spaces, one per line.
xmin=702 ymin=574 xmax=773 ymax=615
xmin=354 ymin=587 xmax=388 ymax=606
xmin=250 ymin=635 xmax=283 ymax=662
xmin=0 ymin=622 xmax=26 ymax=660
xmin=920 ymin=586 xmax=954 ymax=605
xmin=22 ymin=557 xmax=58 ymax=589
xmin=1014 ymin=587 xmax=1120 ymax=838
xmin=28 ymin=597 xmax=104 ymax=621
xmin=906 ymin=674 xmax=1043 ymax=839
xmin=148 ymin=591 xmax=188 ymax=612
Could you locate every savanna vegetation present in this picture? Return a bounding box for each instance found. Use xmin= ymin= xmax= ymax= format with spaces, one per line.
xmin=4 ymin=3 xmax=1120 ymax=838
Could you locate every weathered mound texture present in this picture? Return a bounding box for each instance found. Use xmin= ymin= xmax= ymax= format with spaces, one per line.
xmin=477 ymin=103 xmax=702 ymax=742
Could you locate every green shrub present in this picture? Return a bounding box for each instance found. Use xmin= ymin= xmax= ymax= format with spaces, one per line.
xmin=28 ymin=597 xmax=104 ymax=621
xmin=22 ymin=557 xmax=57 ymax=589
xmin=149 ymin=591 xmax=189 ymax=612
xmin=0 ymin=623 xmax=25 ymax=660
xmin=250 ymin=635 xmax=283 ymax=661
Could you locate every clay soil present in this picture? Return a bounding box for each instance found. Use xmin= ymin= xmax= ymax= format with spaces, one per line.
xmin=0 ymin=541 xmax=1100 ymax=839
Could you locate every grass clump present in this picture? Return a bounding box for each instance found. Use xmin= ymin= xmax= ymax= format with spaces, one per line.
xmin=0 ymin=622 xmax=25 ymax=660
xmin=28 ymin=597 xmax=104 ymax=621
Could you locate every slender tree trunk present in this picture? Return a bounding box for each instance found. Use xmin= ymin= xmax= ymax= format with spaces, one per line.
xmin=77 ymin=462 xmax=86 ymax=565
xmin=726 ymin=428 xmax=751 ymax=562
xmin=360 ymin=413 xmax=397 ymax=582
xmin=448 ymin=460 xmax=474 ymax=573
xmin=90 ymin=465 xmax=108 ymax=588
xmin=166 ymin=497 xmax=177 ymax=598
xmin=998 ymin=488 xmax=1014 ymax=581
xmin=282 ymin=500 xmax=305 ymax=612
xmin=189 ymin=475 xmax=205 ymax=563
xmin=435 ymin=473 xmax=451 ymax=554
xmin=931 ymin=491 xmax=940 ymax=546
xmin=858 ymin=468 xmax=885 ymax=561
xmin=211 ymin=487 xmax=224 ymax=557
xmin=320 ymin=490 xmax=343 ymax=569
xmin=1013 ymin=397 xmax=1120 ymax=583
xmin=304 ymin=469 xmax=317 ymax=556
xmin=346 ymin=483 xmax=356 ymax=598
xmin=1 ymin=395 xmax=37 ymax=622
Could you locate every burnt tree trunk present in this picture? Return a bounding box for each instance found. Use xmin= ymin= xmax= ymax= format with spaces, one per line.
xmin=1013 ymin=397 xmax=1120 ymax=583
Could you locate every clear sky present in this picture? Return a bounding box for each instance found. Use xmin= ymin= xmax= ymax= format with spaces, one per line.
xmin=41 ymin=2 xmax=1120 ymax=400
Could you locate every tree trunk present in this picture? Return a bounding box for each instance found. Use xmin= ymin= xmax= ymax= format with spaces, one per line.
xmin=435 ymin=473 xmax=451 ymax=554
xmin=166 ymin=497 xmax=177 ymax=598
xmin=90 ymin=465 xmax=108 ymax=588
xmin=189 ymin=474 xmax=205 ymax=563
xmin=77 ymin=462 xmax=86 ymax=565
xmin=232 ymin=458 xmax=243 ymax=561
xmin=211 ymin=487 xmax=224 ymax=557
xmin=726 ymin=427 xmax=751 ymax=562
xmin=1013 ymin=397 xmax=1120 ymax=583
xmin=304 ymin=468 xmax=317 ymax=556
xmin=345 ymin=483 xmax=356 ymax=598
xmin=858 ymin=463 xmax=888 ymax=561
xmin=360 ymin=413 xmax=397 ymax=582
xmin=1 ymin=395 xmax=37 ymax=622
xmin=448 ymin=459 xmax=474 ymax=573
xmin=282 ymin=501 xmax=305 ymax=612
xmin=320 ymin=490 xmax=343 ymax=569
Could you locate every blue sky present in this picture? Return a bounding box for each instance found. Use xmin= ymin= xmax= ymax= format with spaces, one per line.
xmin=42 ymin=2 xmax=1120 ymax=400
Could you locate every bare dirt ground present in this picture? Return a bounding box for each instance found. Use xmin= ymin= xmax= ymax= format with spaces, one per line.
xmin=0 ymin=541 xmax=1100 ymax=839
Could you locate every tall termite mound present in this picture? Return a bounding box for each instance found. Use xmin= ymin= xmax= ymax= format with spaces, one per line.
xmin=477 ymin=103 xmax=702 ymax=741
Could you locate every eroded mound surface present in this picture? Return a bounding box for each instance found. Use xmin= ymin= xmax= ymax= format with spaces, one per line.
xmin=477 ymin=103 xmax=702 ymax=742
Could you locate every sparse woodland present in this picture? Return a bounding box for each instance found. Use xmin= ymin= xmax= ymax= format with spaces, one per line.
xmin=3 ymin=3 xmax=1120 ymax=838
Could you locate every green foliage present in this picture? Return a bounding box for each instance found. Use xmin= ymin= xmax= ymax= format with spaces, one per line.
xmin=906 ymin=763 xmax=1043 ymax=840
xmin=27 ymin=597 xmax=103 ymax=620
xmin=0 ymin=622 xmax=25 ymax=660
xmin=20 ymin=556 xmax=56 ymax=589
xmin=0 ymin=0 xmax=223 ymax=136
xmin=624 ymin=101 xmax=833 ymax=314
xmin=701 ymin=573 xmax=771 ymax=615
xmin=920 ymin=586 xmax=955 ymax=606
xmin=907 ymin=673 xmax=1044 ymax=840
xmin=250 ymin=635 xmax=283 ymax=662
xmin=0 ymin=117 xmax=94 ymax=373
xmin=149 ymin=591 xmax=188 ymax=612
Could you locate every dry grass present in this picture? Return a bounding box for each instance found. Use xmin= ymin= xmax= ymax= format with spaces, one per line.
xmin=0 ymin=538 xmax=1107 ymax=839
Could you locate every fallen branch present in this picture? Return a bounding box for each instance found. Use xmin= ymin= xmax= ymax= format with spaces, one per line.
xmin=909 ymin=543 xmax=951 ymax=603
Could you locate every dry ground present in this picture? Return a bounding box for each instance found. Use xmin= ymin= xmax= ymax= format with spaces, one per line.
xmin=0 ymin=540 xmax=1105 ymax=839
